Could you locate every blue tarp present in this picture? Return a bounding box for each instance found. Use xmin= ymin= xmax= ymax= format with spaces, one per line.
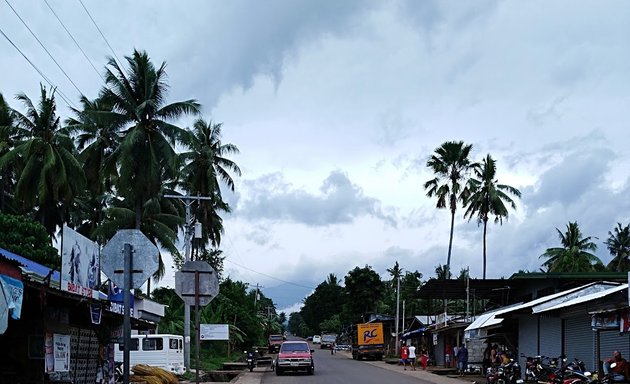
xmin=0 ymin=247 xmax=61 ymax=282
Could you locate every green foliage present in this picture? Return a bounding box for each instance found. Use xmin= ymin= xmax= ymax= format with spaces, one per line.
xmin=605 ymin=223 xmax=630 ymax=272
xmin=0 ymin=213 xmax=58 ymax=268
xmin=540 ymin=221 xmax=603 ymax=272
xmin=344 ymin=265 xmax=383 ymax=321
xmin=301 ymin=274 xmax=345 ymax=334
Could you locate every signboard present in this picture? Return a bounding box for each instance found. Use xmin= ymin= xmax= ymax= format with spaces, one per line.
xmin=357 ymin=323 xmax=384 ymax=345
xmin=200 ymin=324 xmax=229 ymax=341
xmin=591 ymin=312 xmax=620 ymax=330
xmin=61 ymin=225 xmax=100 ymax=298
xmin=106 ymin=281 xmax=134 ymax=316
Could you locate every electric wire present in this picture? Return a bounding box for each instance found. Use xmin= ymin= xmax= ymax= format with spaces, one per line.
xmin=4 ymin=0 xmax=84 ymax=96
xmin=78 ymin=0 xmax=122 ymax=66
xmin=0 ymin=26 xmax=76 ymax=109
xmin=225 ymin=258 xmax=317 ymax=290
xmin=44 ymin=0 xmax=105 ymax=83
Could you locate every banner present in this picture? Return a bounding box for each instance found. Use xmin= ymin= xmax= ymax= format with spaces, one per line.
xmin=53 ymin=333 xmax=70 ymax=372
xmin=61 ymin=225 xmax=100 ymax=299
xmin=0 ymin=275 xmax=23 ymax=320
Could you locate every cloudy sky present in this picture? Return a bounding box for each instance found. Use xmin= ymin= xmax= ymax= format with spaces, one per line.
xmin=2 ymin=1 xmax=630 ymax=313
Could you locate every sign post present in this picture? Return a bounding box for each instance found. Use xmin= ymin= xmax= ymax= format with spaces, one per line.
xmin=101 ymin=230 xmax=159 ymax=384
xmin=175 ymin=261 xmax=219 ymax=384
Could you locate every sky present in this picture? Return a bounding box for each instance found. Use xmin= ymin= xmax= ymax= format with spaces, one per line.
xmin=2 ymin=0 xmax=630 ymax=314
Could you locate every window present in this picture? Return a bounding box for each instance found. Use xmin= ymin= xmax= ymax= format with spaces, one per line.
xmin=280 ymin=343 xmax=309 ymax=353
xmin=169 ymin=338 xmax=179 ymax=350
xmin=142 ymin=338 xmax=163 ymax=351
xmin=119 ymin=339 xmax=139 ymax=351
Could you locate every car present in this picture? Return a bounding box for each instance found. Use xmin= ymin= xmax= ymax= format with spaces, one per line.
xmin=312 ymin=335 xmax=321 ymax=344
xmin=275 ymin=341 xmax=315 ymax=376
xmin=306 ymin=336 xmax=313 ymax=341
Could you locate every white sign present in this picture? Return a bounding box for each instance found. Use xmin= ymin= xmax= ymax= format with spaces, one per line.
xmin=200 ymin=324 xmax=229 ymax=341
xmin=61 ymin=225 xmax=100 ymax=299
xmin=53 ymin=334 xmax=70 ymax=372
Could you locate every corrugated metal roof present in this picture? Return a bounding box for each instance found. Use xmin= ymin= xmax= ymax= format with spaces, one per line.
xmin=495 ymin=281 xmax=619 ymax=318
xmin=0 ymin=247 xmax=60 ymax=282
xmin=464 ymin=302 xmax=524 ymax=332
xmin=534 ymin=284 xmax=628 ymax=313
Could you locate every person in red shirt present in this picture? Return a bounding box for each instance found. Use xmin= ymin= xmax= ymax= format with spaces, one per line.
xmin=605 ymin=350 xmax=630 ymax=381
xmin=401 ymin=343 xmax=410 ymax=371
xmin=445 ymin=343 xmax=453 ymax=368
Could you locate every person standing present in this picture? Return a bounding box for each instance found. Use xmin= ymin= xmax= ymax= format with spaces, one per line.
xmin=408 ymin=343 xmax=417 ymax=371
xmin=421 ymin=344 xmax=429 ymax=370
xmin=401 ymin=343 xmax=410 ymax=371
xmin=483 ymin=343 xmax=492 ymax=373
xmin=445 ymin=342 xmax=453 ymax=368
xmin=456 ymin=344 xmax=469 ymax=376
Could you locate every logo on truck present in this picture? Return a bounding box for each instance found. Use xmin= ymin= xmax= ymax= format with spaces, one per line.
xmin=363 ymin=329 xmax=378 ymax=343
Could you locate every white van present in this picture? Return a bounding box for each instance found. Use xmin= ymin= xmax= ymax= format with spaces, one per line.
xmin=114 ymin=334 xmax=186 ymax=375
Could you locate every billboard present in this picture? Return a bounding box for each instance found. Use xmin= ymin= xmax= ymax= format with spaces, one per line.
xmin=61 ymin=225 xmax=100 ymax=298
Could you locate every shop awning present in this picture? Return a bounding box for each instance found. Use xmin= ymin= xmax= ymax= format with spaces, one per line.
xmin=533 ymin=284 xmax=627 ymax=314
xmin=402 ymin=327 xmax=427 ymax=339
xmin=464 ymin=303 xmax=523 ymax=333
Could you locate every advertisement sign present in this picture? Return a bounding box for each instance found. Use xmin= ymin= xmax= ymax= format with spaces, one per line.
xmin=61 ymin=225 xmax=100 ymax=299
xmin=53 ymin=333 xmax=70 ymax=372
xmin=106 ymin=281 xmax=134 ymax=316
xmin=200 ymin=324 xmax=229 ymax=340
xmin=592 ymin=312 xmax=620 ymax=330
xmin=357 ymin=323 xmax=384 ymax=345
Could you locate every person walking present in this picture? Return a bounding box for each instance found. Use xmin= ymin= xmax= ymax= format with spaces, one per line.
xmin=401 ymin=343 xmax=410 ymax=370
xmin=420 ymin=344 xmax=429 ymax=370
xmin=456 ymin=344 xmax=469 ymax=376
xmin=408 ymin=343 xmax=417 ymax=371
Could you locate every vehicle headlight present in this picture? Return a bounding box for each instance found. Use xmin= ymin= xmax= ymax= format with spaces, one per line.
xmin=277 ymin=358 xmax=289 ymax=363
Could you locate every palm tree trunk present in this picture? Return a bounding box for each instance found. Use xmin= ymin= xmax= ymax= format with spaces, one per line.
xmin=482 ymin=219 xmax=488 ymax=280
xmin=446 ymin=208 xmax=455 ymax=278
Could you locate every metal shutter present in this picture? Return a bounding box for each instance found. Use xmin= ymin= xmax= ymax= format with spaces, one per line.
xmin=564 ymin=316 xmax=595 ymax=371
xmin=539 ymin=316 xmax=562 ymax=358
xmin=518 ymin=315 xmax=538 ymax=370
xmin=600 ymin=330 xmax=630 ymax=364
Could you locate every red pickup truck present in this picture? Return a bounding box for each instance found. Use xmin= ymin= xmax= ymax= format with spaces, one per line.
xmin=268 ymin=334 xmax=284 ymax=353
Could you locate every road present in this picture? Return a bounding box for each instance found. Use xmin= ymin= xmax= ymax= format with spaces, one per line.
xmin=262 ymin=343 xmax=432 ymax=384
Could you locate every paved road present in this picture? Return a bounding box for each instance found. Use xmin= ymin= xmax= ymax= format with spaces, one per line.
xmin=261 ymin=345 xmax=439 ymax=384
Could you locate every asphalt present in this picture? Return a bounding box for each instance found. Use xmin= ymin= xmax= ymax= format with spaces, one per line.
xmin=229 ymin=351 xmax=486 ymax=384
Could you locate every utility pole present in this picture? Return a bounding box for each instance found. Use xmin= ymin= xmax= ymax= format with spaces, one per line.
xmin=164 ymin=193 xmax=213 ymax=371
xmin=402 ymin=300 xmax=406 ymax=334
xmin=395 ymin=275 xmax=401 ymax=355
xmin=465 ymin=267 xmax=470 ymax=320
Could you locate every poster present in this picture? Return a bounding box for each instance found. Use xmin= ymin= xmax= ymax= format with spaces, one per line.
xmin=45 ymin=333 xmax=54 ymax=373
xmin=0 ymin=275 xmax=23 ymax=320
xmin=53 ymin=333 xmax=70 ymax=372
xmin=61 ymin=225 xmax=100 ymax=298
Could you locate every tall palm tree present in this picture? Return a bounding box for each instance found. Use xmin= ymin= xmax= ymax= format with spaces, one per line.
xmin=65 ymin=96 xmax=124 ymax=237
xmin=179 ymin=119 xmax=240 ymax=254
xmin=424 ymin=141 xmax=476 ymax=277
xmin=604 ymin=223 xmax=630 ymax=272
xmin=325 ymin=273 xmax=339 ymax=286
xmin=540 ymin=221 xmax=603 ymax=272
xmin=100 ymin=50 xmax=200 ymax=229
xmin=0 ymin=85 xmax=85 ymax=236
xmin=0 ymin=93 xmax=17 ymax=213
xmin=464 ymin=154 xmax=521 ymax=279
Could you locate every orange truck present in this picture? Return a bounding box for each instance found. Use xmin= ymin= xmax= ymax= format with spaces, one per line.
xmin=351 ymin=322 xmax=384 ymax=361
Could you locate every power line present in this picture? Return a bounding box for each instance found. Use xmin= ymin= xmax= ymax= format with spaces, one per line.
xmin=4 ymin=0 xmax=84 ymax=96
xmin=78 ymin=0 xmax=122 ymax=65
xmin=0 ymin=26 xmax=76 ymax=109
xmin=225 ymin=258 xmax=317 ymax=290
xmin=44 ymin=0 xmax=105 ymax=83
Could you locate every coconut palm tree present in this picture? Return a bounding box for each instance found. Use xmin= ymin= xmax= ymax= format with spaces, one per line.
xmin=424 ymin=141 xmax=476 ymax=277
xmin=464 ymin=154 xmax=521 ymax=279
xmin=0 ymin=93 xmax=17 ymax=213
xmin=65 ymin=96 xmax=124 ymax=237
xmin=539 ymin=221 xmax=603 ymax=272
xmin=0 ymin=85 xmax=85 ymax=236
xmin=179 ymin=119 xmax=240 ymax=253
xmin=604 ymin=223 xmax=630 ymax=272
xmin=100 ymin=49 xmax=200 ymax=229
